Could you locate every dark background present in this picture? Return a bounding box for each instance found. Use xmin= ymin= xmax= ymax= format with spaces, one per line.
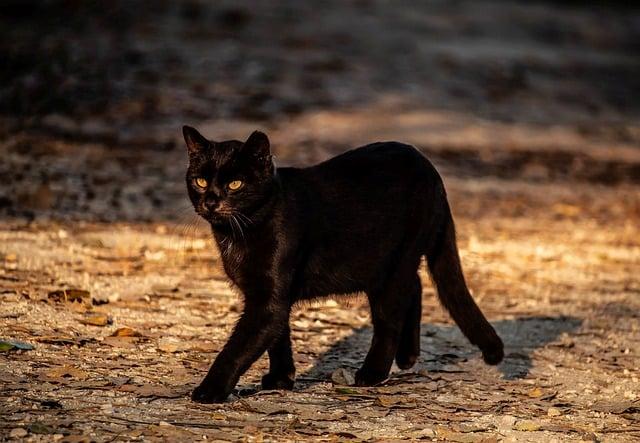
xmin=1 ymin=0 xmax=638 ymax=222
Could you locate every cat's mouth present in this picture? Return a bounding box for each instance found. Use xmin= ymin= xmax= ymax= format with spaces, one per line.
xmin=198 ymin=203 xmax=241 ymax=227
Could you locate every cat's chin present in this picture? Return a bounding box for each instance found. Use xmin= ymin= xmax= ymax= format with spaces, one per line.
xmin=205 ymin=215 xmax=233 ymax=229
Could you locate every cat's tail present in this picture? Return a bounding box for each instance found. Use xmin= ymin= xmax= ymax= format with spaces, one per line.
xmin=425 ymin=192 xmax=504 ymax=365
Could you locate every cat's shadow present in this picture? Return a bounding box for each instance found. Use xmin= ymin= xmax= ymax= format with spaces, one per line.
xmin=297 ymin=315 xmax=582 ymax=385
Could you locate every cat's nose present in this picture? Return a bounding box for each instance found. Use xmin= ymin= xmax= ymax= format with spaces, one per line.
xmin=204 ymin=195 xmax=219 ymax=211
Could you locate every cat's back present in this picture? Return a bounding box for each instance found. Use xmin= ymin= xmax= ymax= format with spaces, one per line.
xmin=313 ymin=142 xmax=430 ymax=175
xmin=292 ymin=142 xmax=441 ymax=190
xmin=275 ymin=141 xmax=442 ymax=214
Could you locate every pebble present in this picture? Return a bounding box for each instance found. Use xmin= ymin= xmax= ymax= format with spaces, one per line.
xmin=548 ymin=407 xmax=562 ymax=417
xmin=10 ymin=428 xmax=27 ymax=438
xmin=497 ymin=415 xmax=517 ymax=431
xmin=331 ymin=368 xmax=355 ymax=386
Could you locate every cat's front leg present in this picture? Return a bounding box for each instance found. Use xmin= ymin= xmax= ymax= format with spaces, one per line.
xmin=192 ymin=302 xmax=290 ymax=403
xmin=262 ymin=324 xmax=295 ymax=390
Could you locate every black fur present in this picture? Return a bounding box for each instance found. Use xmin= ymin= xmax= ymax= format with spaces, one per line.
xmin=182 ymin=126 xmax=504 ymax=403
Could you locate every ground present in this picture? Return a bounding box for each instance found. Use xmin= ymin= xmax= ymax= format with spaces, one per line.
xmin=1 ymin=1 xmax=639 ymax=442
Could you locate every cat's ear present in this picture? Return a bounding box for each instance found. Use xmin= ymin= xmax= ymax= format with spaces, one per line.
xmin=242 ymin=130 xmax=271 ymax=162
xmin=182 ymin=125 xmax=209 ymax=155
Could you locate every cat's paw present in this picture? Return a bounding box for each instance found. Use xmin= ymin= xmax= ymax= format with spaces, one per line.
xmin=191 ymin=383 xmax=230 ymax=404
xmin=261 ymin=372 xmax=295 ymax=391
xmin=395 ymin=351 xmax=418 ymax=370
xmin=482 ymin=345 xmax=504 ymax=365
xmin=354 ymin=368 xmax=388 ymax=386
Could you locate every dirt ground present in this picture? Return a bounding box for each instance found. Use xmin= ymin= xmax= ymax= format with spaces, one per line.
xmin=1 ymin=1 xmax=639 ymax=441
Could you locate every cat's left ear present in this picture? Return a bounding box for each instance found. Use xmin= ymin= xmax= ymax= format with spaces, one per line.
xmin=183 ymin=125 xmax=210 ymax=155
xmin=242 ymin=130 xmax=271 ymax=163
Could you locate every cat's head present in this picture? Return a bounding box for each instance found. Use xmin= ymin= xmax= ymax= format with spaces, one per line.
xmin=182 ymin=126 xmax=275 ymax=227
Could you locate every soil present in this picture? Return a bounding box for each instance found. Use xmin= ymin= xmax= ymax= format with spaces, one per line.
xmin=1 ymin=1 xmax=639 ymax=441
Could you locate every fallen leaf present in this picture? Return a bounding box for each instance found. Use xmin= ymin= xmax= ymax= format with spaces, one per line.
xmin=374 ymin=395 xmax=417 ymax=408
xmin=110 ymin=327 xmax=142 ymax=337
xmin=158 ymin=337 xmax=189 ymax=353
xmin=103 ymin=336 xmax=137 ymax=348
xmin=436 ymin=428 xmax=482 ymax=443
xmin=79 ymin=313 xmax=112 ymax=326
xmin=514 ymin=420 xmax=541 ymax=432
xmin=334 ymin=387 xmax=359 ymax=395
xmin=35 ymin=336 xmax=79 ymax=346
xmin=117 ymin=384 xmax=183 ymax=398
xmin=528 ymin=387 xmax=544 ymax=398
xmin=0 ymin=339 xmax=35 ymax=352
xmin=48 ymin=289 xmax=90 ymax=303
xmin=191 ymin=342 xmax=216 ymax=353
xmin=592 ymin=400 xmax=640 ymax=414
xmin=44 ymin=365 xmax=89 ymax=381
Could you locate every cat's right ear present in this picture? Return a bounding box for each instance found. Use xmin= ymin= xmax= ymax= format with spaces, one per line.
xmin=183 ymin=125 xmax=209 ymax=155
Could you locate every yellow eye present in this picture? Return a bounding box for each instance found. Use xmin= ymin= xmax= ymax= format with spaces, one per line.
xmin=194 ymin=177 xmax=208 ymax=189
xmin=228 ymin=180 xmax=243 ymax=191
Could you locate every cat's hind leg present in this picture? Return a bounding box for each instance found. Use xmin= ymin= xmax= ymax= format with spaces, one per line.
xmin=262 ymin=324 xmax=295 ymax=390
xmin=394 ymin=274 xmax=422 ymax=370
xmin=356 ymin=257 xmax=421 ymax=386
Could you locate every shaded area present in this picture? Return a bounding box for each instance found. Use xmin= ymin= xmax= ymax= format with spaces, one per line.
xmin=302 ymin=315 xmax=583 ymax=384
xmin=1 ymin=1 xmax=639 ymax=222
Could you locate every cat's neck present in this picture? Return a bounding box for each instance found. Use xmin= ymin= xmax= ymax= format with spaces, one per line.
xmin=210 ymin=174 xmax=281 ymax=245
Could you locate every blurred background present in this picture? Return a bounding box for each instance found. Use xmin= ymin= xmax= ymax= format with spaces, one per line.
xmin=1 ymin=0 xmax=639 ymax=222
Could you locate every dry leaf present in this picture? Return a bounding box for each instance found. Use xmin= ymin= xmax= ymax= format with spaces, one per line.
xmin=158 ymin=337 xmax=189 ymax=353
xmin=35 ymin=336 xmax=79 ymax=346
xmin=79 ymin=313 xmax=112 ymax=326
xmin=514 ymin=420 xmax=541 ymax=432
xmin=117 ymin=384 xmax=183 ymax=398
xmin=110 ymin=327 xmax=142 ymax=337
xmin=44 ymin=366 xmax=89 ymax=381
xmin=48 ymin=289 xmax=90 ymax=303
xmin=103 ymin=336 xmax=137 ymax=348
xmin=374 ymin=395 xmax=417 ymax=408
xmin=527 ymin=387 xmax=544 ymax=398
xmin=191 ymin=342 xmax=217 ymax=353
xmin=592 ymin=400 xmax=640 ymax=414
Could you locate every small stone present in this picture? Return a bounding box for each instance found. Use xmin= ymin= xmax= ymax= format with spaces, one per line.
xmin=412 ymin=428 xmax=435 ymax=438
xmin=331 ymin=368 xmax=355 ymax=386
xmin=497 ymin=415 xmax=517 ymax=431
xmin=548 ymin=407 xmax=561 ymax=417
xmin=10 ymin=428 xmax=27 ymax=438
xmin=158 ymin=421 xmax=172 ymax=427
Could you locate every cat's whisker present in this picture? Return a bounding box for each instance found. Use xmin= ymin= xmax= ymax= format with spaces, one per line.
xmin=231 ymin=214 xmax=246 ymax=244
xmin=235 ymin=211 xmax=253 ymax=226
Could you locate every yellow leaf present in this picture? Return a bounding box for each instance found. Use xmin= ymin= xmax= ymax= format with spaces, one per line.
xmin=528 ymin=387 xmax=544 ymax=398
xmin=79 ymin=314 xmax=111 ymax=326
xmin=514 ymin=420 xmax=541 ymax=432
xmin=110 ymin=327 xmax=141 ymax=337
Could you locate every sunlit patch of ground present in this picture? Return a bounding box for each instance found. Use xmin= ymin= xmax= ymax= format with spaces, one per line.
xmin=2 ymin=175 xmax=638 ymax=441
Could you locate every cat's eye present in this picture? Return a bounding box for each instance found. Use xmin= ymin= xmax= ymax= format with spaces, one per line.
xmin=194 ymin=177 xmax=208 ymax=189
xmin=228 ymin=180 xmax=243 ymax=191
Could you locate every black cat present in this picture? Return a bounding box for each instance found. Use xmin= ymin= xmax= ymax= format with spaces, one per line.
xmin=182 ymin=126 xmax=503 ymax=403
